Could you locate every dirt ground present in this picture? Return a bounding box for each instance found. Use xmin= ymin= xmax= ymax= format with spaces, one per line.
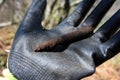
xmin=0 ymin=25 xmax=120 ymax=80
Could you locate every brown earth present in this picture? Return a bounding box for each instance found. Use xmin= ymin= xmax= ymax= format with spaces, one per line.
xmin=0 ymin=25 xmax=120 ymax=80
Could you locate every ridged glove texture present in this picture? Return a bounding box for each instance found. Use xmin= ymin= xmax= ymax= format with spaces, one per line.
xmin=8 ymin=0 xmax=120 ymax=80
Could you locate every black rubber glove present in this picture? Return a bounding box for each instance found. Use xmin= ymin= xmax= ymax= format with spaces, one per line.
xmin=8 ymin=0 xmax=120 ymax=80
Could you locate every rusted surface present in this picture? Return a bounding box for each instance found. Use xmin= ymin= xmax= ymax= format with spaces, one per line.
xmin=34 ymin=26 xmax=94 ymax=52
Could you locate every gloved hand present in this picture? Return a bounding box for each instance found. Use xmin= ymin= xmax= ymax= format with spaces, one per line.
xmin=8 ymin=0 xmax=120 ymax=80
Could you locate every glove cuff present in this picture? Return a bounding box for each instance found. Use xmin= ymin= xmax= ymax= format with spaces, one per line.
xmin=8 ymin=51 xmax=54 ymax=80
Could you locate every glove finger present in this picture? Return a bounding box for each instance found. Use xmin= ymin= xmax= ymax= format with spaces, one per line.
xmin=34 ymin=0 xmax=116 ymax=52
xmin=79 ymin=0 xmax=116 ymax=29
xmin=18 ymin=0 xmax=46 ymax=33
xmin=60 ymin=0 xmax=96 ymax=27
xmin=96 ymin=30 xmax=120 ymax=66
xmin=93 ymin=10 xmax=120 ymax=42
